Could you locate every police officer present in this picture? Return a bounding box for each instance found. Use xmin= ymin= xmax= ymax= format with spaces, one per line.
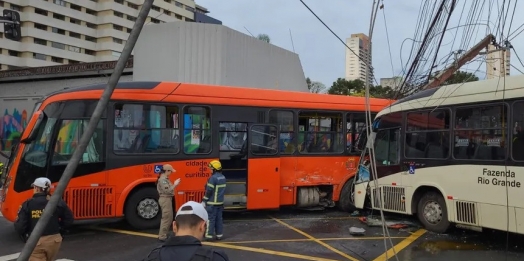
xmin=143 ymin=201 xmax=229 ymax=261
xmin=156 ymin=164 xmax=181 ymax=241
xmin=14 ymin=177 xmax=74 ymax=261
xmin=201 ymin=160 xmax=226 ymax=241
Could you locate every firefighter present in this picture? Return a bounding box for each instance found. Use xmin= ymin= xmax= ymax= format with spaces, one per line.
xmin=201 ymin=160 xmax=226 ymax=241
xmin=14 ymin=177 xmax=74 ymax=261
xmin=156 ymin=164 xmax=181 ymax=241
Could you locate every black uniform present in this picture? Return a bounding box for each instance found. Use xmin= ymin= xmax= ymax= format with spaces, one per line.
xmin=14 ymin=192 xmax=74 ymax=240
xmin=143 ymin=235 xmax=230 ymax=261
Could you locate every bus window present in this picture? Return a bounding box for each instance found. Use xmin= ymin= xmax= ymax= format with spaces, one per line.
xmin=219 ymin=122 xmax=247 ymax=151
xmin=298 ymin=112 xmax=344 ymax=154
xmin=114 ymin=104 xmax=180 ymax=154
xmin=52 ymin=120 xmax=105 ymax=166
xmin=269 ymin=110 xmax=295 ymax=154
xmin=453 ymin=104 xmax=507 ymax=160
xmin=374 ymin=128 xmax=400 ymax=166
xmin=405 ymin=110 xmax=450 ymax=159
xmin=347 ymin=113 xmax=371 ymax=152
xmin=183 ymin=106 xmax=211 ymax=154
xmin=250 ymin=125 xmax=278 ymax=155
xmin=512 ymin=101 xmax=524 ymax=161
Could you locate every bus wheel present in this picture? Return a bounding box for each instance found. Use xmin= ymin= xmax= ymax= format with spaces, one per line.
xmin=125 ymin=187 xmax=161 ymax=230
xmin=338 ymin=177 xmax=357 ymax=212
xmin=417 ymin=191 xmax=450 ymax=233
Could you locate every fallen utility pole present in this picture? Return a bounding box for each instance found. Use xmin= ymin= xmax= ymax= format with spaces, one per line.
xmin=420 ymin=33 xmax=495 ymax=91
xmin=16 ymin=0 xmax=155 ymax=260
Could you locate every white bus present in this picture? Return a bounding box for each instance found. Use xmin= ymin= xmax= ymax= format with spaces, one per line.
xmin=353 ymin=74 xmax=524 ymax=234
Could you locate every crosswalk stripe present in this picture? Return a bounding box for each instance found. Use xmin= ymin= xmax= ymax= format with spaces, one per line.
xmin=0 ymin=253 xmax=75 ymax=261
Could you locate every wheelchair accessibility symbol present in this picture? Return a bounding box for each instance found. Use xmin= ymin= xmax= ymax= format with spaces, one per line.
xmin=154 ymin=165 xmax=163 ymax=174
xmin=409 ymin=163 xmax=415 ymax=174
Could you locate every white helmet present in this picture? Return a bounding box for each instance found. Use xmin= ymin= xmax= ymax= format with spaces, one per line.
xmin=31 ymin=177 xmax=51 ymax=189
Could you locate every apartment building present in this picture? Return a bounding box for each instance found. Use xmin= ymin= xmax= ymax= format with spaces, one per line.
xmin=345 ymin=33 xmax=373 ymax=86
xmin=486 ymin=43 xmax=510 ymax=79
xmin=0 ymin=0 xmax=221 ymax=70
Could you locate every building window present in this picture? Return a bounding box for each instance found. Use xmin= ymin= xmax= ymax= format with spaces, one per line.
xmin=127 ymin=15 xmax=136 ymax=22
xmin=113 ymin=38 xmax=123 ymax=44
xmin=52 ymin=27 xmax=66 ymax=35
xmin=33 ymin=53 xmax=47 ymax=60
xmin=69 ymin=32 xmax=81 ymax=39
xmin=164 ymin=0 xmax=171 ymax=3
xmin=86 ymin=23 xmax=97 ymax=29
xmin=51 ymin=42 xmax=66 ymax=49
xmin=35 ymin=8 xmax=48 ymax=16
xmin=10 ymin=4 xmax=22 ymax=11
xmin=0 ymin=32 xmax=3 ymax=38
xmin=114 ymin=11 xmax=124 ymax=18
xmin=68 ymin=46 xmax=81 ymax=53
xmin=152 ymin=5 xmax=160 ymax=12
xmin=34 ymin=23 xmax=48 ymax=31
xmin=85 ymin=36 xmax=96 ymax=42
xmin=8 ymin=50 xmax=20 ymax=57
xmin=69 ymin=60 xmax=80 ymax=64
xmin=185 ymin=6 xmax=195 ymax=12
xmin=85 ymin=49 xmax=96 ymax=55
xmin=175 ymin=14 xmax=182 ymax=20
xmin=54 ymin=0 xmax=66 ymax=7
xmin=53 ymin=13 xmax=66 ymax=21
xmin=51 ymin=57 xmax=64 ymax=63
xmin=33 ymin=38 xmax=47 ymax=46
xmin=126 ymin=28 xmax=132 ymax=33
xmin=70 ymin=3 xmax=81 ymax=11
xmin=163 ymin=10 xmax=170 ymax=15
xmin=128 ymin=3 xmax=138 ymax=9
xmin=113 ymin=24 xmax=123 ymax=31
xmin=175 ymin=1 xmax=183 ymax=7
xmin=115 ymin=0 xmax=123 ymax=4
xmin=70 ymin=18 xmax=81 ymax=25
xmin=151 ymin=18 xmax=160 ymax=24
xmin=112 ymin=51 xmax=121 ymax=57
xmin=86 ymin=8 xmax=97 ymax=15
xmin=0 ymin=1 xmax=4 ymax=7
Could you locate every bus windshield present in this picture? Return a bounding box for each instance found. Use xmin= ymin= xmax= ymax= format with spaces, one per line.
xmin=20 ymin=116 xmax=57 ymax=169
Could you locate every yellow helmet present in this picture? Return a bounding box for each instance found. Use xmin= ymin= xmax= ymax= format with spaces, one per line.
xmin=208 ymin=160 xmax=222 ymax=171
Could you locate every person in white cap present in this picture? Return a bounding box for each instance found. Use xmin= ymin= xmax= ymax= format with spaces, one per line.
xmin=156 ymin=164 xmax=181 ymax=241
xmin=14 ymin=177 xmax=74 ymax=261
xmin=143 ymin=201 xmax=230 ymax=261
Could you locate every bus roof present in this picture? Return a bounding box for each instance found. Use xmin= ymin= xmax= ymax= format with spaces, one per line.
xmin=377 ymin=74 xmax=524 ymax=118
xmin=42 ymin=81 xmax=394 ymax=112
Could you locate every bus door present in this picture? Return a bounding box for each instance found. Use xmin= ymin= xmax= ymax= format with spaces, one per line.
xmin=246 ymin=124 xmax=281 ymax=210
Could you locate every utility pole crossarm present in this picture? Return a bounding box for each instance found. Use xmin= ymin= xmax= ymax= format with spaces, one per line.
xmin=421 ymin=34 xmax=495 ymax=91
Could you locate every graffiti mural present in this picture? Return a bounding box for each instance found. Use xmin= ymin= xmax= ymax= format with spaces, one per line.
xmin=1 ymin=108 xmax=28 ymax=153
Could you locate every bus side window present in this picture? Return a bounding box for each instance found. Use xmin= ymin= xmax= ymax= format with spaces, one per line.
xmin=52 ymin=119 xmax=105 ymax=165
xmin=183 ymin=106 xmax=211 ymax=154
xmin=347 ymin=113 xmax=368 ymax=152
xmin=374 ymin=128 xmax=400 ymax=166
xmin=297 ymin=111 xmax=344 ymax=154
xmin=269 ymin=110 xmax=294 ymax=154
xmin=512 ymin=101 xmax=524 ymax=161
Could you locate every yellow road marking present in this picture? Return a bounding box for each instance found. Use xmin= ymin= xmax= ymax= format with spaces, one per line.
xmin=222 ymin=236 xmax=407 ymax=244
xmin=91 ymin=227 xmax=341 ymax=261
xmin=372 ymin=229 xmax=427 ymax=261
xmin=269 ymin=216 xmax=360 ymax=261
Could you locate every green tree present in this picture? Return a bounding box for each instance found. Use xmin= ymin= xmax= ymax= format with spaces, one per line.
xmin=327 ymin=78 xmax=365 ymax=95
xmin=306 ymin=77 xmax=326 ymax=93
xmin=433 ymin=70 xmax=479 ymax=85
xmin=257 ymin=34 xmax=270 ymax=43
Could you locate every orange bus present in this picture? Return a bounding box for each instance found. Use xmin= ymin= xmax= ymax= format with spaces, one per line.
xmin=0 ymin=81 xmax=391 ymax=229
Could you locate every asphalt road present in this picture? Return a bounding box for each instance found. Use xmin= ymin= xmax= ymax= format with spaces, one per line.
xmin=0 ymin=209 xmax=523 ymax=261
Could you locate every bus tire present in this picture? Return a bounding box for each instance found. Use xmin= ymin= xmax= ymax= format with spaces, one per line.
xmin=417 ymin=191 xmax=450 ymax=234
xmin=125 ymin=187 xmax=162 ymax=230
xmin=338 ymin=177 xmax=357 ymax=212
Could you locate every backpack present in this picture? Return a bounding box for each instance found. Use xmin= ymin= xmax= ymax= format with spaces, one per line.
xmin=143 ymin=245 xmax=215 ymax=261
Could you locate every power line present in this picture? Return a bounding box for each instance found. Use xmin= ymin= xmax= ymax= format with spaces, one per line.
xmin=298 ymin=0 xmax=378 ymax=85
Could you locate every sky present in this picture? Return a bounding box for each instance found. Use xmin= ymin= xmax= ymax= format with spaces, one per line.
xmin=197 ymin=0 xmax=524 ymax=88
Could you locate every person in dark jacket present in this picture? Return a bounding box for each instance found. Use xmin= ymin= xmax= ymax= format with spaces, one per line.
xmin=202 ymin=160 xmax=226 ymax=241
xmin=14 ymin=177 xmax=74 ymax=261
xmin=143 ymin=201 xmax=229 ymax=261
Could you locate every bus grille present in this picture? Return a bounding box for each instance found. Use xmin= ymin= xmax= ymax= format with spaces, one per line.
xmin=175 ymin=190 xmax=206 ymax=208
xmin=372 ymin=186 xmax=406 ymax=212
xmin=455 ymin=201 xmax=477 ymax=225
xmin=63 ymin=187 xmax=114 ymax=219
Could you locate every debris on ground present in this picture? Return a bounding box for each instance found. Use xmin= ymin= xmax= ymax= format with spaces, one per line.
xmin=350 ymin=210 xmax=361 ymax=216
xmin=349 ymin=227 xmax=366 ymax=236
xmin=358 ymin=216 xmax=419 ymax=229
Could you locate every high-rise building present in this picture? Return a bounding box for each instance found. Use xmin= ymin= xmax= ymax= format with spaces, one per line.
xmin=380 ymin=76 xmax=403 ymax=90
xmin=486 ymin=44 xmax=510 ymax=79
xmin=345 ymin=33 xmax=373 ymax=86
xmin=0 ymin=0 xmax=221 ymax=71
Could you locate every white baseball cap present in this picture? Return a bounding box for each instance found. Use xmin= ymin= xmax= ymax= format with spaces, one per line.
xmin=31 ymin=177 xmax=52 ymax=189
xmin=175 ymin=201 xmax=208 ymax=222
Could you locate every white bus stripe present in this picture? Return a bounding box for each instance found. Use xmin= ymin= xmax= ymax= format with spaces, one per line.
xmin=0 ymin=252 xmax=20 ymax=261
